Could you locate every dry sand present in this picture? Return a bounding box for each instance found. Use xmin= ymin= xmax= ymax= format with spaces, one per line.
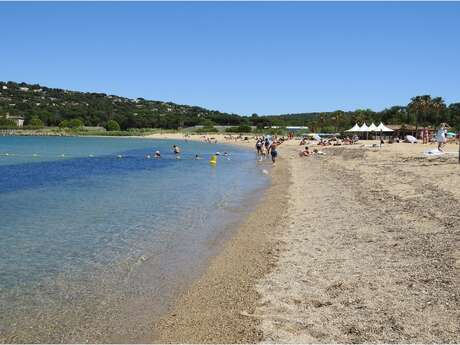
xmin=152 ymin=134 xmax=459 ymax=343
xmin=255 ymin=140 xmax=459 ymax=343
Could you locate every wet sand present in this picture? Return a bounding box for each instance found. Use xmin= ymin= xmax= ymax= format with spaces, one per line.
xmin=152 ymin=147 xmax=291 ymax=343
xmin=152 ymin=136 xmax=459 ymax=343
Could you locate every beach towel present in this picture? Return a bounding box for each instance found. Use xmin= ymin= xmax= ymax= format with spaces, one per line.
xmin=424 ymin=149 xmax=459 ymax=157
xmin=424 ymin=149 xmax=444 ymax=156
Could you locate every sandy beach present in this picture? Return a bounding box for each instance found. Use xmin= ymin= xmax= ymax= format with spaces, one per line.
xmin=151 ymin=134 xmax=459 ymax=343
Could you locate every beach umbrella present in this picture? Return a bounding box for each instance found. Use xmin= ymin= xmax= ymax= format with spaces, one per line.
xmin=345 ymin=123 xmax=360 ymax=132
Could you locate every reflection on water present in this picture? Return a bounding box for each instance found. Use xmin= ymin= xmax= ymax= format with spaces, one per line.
xmin=0 ymin=136 xmax=270 ymax=342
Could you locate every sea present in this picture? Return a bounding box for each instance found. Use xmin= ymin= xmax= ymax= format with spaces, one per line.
xmin=0 ymin=136 xmax=270 ymax=343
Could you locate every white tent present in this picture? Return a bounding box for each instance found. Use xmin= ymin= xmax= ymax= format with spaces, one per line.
xmin=345 ymin=123 xmax=361 ymax=132
xmin=376 ymin=122 xmax=394 ymax=132
xmin=368 ymin=123 xmax=378 ymax=132
xmin=359 ymin=123 xmax=369 ymax=132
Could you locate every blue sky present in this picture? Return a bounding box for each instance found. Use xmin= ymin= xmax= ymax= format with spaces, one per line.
xmin=1 ymin=2 xmax=459 ymax=115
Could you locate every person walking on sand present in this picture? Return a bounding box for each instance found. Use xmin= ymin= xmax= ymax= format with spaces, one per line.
xmin=423 ymin=127 xmax=429 ymax=144
xmin=436 ymin=123 xmax=447 ymax=152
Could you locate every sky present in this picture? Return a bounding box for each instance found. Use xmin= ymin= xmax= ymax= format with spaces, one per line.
xmin=1 ymin=2 xmax=459 ymax=115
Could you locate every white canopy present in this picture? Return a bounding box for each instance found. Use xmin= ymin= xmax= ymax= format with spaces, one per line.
xmin=345 ymin=123 xmax=361 ymax=132
xmin=359 ymin=123 xmax=369 ymax=132
xmin=376 ymin=122 xmax=394 ymax=132
xmin=368 ymin=123 xmax=378 ymax=132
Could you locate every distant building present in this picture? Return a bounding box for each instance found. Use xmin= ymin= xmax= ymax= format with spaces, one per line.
xmin=19 ymin=87 xmax=29 ymax=92
xmin=387 ymin=124 xmax=436 ymax=139
xmin=6 ymin=114 xmax=24 ymax=127
xmin=83 ymin=126 xmax=106 ymax=132
xmin=2 ymin=85 xmax=7 ymax=90
xmin=286 ymin=126 xmax=309 ymax=133
xmin=185 ymin=125 xmax=257 ymax=132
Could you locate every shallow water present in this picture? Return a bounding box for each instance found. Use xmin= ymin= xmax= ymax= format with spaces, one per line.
xmin=0 ymin=136 xmax=269 ymax=342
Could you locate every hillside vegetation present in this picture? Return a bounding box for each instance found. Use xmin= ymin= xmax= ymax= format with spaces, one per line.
xmin=0 ymin=81 xmax=458 ymax=131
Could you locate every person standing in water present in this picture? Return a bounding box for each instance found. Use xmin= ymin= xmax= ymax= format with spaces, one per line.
xmin=270 ymin=142 xmax=278 ymax=165
xmin=264 ymin=138 xmax=271 ymax=155
xmin=256 ymin=140 xmax=263 ymax=157
xmin=172 ymin=145 xmax=181 ymax=158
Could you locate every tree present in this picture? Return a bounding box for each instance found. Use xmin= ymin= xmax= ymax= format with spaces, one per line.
xmin=106 ymin=119 xmax=120 ymax=131
xmin=59 ymin=120 xmax=70 ymax=128
xmin=407 ymin=95 xmax=433 ymax=131
xmin=0 ymin=116 xmax=17 ymax=128
xmin=28 ymin=116 xmax=44 ymax=128
xmin=225 ymin=125 xmax=252 ymax=133
xmin=59 ymin=118 xmax=84 ymax=128
xmin=69 ymin=118 xmax=84 ymax=128
xmin=201 ymin=119 xmax=216 ymax=128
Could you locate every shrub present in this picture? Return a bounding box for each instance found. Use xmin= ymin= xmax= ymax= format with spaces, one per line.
xmin=106 ymin=120 xmax=121 ymax=131
xmin=69 ymin=118 xmax=84 ymax=128
xmin=195 ymin=126 xmax=218 ymax=133
xmin=60 ymin=119 xmax=84 ymax=129
xmin=0 ymin=117 xmax=17 ymax=129
xmin=28 ymin=116 xmax=44 ymax=128
xmin=59 ymin=120 xmax=70 ymax=128
xmin=225 ymin=125 xmax=252 ymax=133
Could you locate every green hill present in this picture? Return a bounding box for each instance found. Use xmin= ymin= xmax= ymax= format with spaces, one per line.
xmin=1 ymin=81 xmax=458 ymax=131
xmin=0 ymin=81 xmax=246 ymax=129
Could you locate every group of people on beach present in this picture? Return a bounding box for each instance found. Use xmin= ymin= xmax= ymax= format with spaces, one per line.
xmin=255 ymin=136 xmax=282 ymax=164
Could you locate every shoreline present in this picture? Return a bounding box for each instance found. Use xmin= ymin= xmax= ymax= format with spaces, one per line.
xmin=151 ymin=137 xmax=459 ymax=343
xmin=152 ymin=145 xmax=291 ymax=343
xmin=2 ymin=134 xmax=458 ymax=342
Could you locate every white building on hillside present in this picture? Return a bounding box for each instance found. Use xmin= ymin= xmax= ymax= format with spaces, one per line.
xmin=6 ymin=114 xmax=25 ymax=127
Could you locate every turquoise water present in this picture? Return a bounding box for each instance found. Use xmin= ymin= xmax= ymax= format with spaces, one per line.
xmin=0 ymin=136 xmax=269 ymax=342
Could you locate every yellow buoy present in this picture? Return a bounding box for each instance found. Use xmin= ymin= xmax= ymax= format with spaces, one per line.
xmin=209 ymin=155 xmax=217 ymax=165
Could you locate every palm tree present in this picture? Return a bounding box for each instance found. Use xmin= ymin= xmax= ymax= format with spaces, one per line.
xmin=432 ymin=97 xmax=446 ymax=124
xmin=408 ymin=95 xmax=432 ymax=130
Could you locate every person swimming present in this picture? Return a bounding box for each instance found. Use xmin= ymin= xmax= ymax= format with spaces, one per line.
xmin=154 ymin=150 xmax=161 ymax=158
xmin=195 ymin=154 xmax=202 ymax=160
